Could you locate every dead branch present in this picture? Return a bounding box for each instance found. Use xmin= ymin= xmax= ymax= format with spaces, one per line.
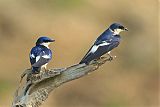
xmin=11 ymin=57 xmax=112 ymax=107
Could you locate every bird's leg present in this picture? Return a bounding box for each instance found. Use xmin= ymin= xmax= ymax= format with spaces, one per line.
xmin=44 ymin=66 xmax=47 ymax=71
xmin=41 ymin=64 xmax=48 ymax=72
xmin=107 ymin=51 xmax=114 ymax=61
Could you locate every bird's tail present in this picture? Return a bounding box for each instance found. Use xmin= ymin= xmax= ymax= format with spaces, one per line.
xmin=79 ymin=59 xmax=87 ymax=64
xmin=79 ymin=52 xmax=96 ymax=65
xmin=79 ymin=59 xmax=90 ymax=65
xmin=79 ymin=46 xmax=94 ymax=65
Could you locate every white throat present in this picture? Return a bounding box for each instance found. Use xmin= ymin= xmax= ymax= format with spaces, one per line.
xmin=110 ymin=28 xmax=123 ymax=35
xmin=40 ymin=42 xmax=50 ymax=48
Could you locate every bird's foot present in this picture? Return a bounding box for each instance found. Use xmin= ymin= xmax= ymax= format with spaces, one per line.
xmin=108 ymin=55 xmax=116 ymax=61
xmin=41 ymin=67 xmax=49 ymax=72
xmin=107 ymin=52 xmax=117 ymax=62
xmin=44 ymin=68 xmax=49 ymax=72
xmin=108 ymin=56 xmax=113 ymax=61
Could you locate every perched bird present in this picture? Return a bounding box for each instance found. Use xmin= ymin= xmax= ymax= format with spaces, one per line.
xmin=80 ymin=23 xmax=128 ymax=65
xmin=30 ymin=36 xmax=55 ymax=73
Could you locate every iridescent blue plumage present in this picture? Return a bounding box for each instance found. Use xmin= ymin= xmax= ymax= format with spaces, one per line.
xmin=80 ymin=23 xmax=128 ymax=64
xmin=30 ymin=36 xmax=54 ymax=73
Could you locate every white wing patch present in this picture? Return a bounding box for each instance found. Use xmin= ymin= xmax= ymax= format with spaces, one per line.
xmin=90 ymin=41 xmax=110 ymax=53
xmin=30 ymin=54 xmax=35 ymax=58
xmin=90 ymin=45 xmax=99 ymax=53
xmin=36 ymin=56 xmax=41 ymax=62
xmin=42 ymin=55 xmax=50 ymax=59
xmin=98 ymin=41 xmax=110 ymax=47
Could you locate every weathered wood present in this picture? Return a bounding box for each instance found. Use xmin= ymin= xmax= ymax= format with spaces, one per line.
xmin=11 ymin=57 xmax=112 ymax=107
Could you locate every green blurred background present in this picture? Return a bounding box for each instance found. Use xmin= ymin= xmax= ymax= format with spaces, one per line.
xmin=0 ymin=0 xmax=158 ymax=107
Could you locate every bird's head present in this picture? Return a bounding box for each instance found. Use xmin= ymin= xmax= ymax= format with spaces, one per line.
xmin=36 ymin=36 xmax=55 ymax=48
xmin=109 ymin=23 xmax=128 ymax=35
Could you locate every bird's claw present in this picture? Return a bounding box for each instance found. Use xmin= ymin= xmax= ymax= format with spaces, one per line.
xmin=108 ymin=56 xmax=113 ymax=61
xmin=108 ymin=55 xmax=116 ymax=61
xmin=44 ymin=69 xmax=49 ymax=72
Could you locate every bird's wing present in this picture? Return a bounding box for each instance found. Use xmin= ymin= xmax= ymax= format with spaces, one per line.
xmin=94 ymin=41 xmax=119 ymax=56
xmin=80 ymin=40 xmax=110 ymax=62
xmin=30 ymin=46 xmax=41 ymax=65
xmin=80 ymin=45 xmax=94 ymax=63
xmin=30 ymin=46 xmax=52 ymax=67
xmin=80 ymin=40 xmax=119 ymax=64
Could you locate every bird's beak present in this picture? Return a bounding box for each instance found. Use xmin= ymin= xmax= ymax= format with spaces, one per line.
xmin=124 ymin=28 xmax=128 ymax=31
xmin=50 ymin=39 xmax=55 ymax=42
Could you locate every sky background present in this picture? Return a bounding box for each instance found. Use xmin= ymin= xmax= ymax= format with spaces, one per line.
xmin=0 ymin=0 xmax=158 ymax=107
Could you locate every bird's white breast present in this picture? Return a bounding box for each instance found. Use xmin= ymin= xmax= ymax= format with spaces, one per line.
xmin=114 ymin=29 xmax=123 ymax=35
xmin=40 ymin=42 xmax=50 ymax=48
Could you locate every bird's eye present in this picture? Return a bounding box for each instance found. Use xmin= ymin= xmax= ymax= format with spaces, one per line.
xmin=119 ymin=26 xmax=124 ymax=29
